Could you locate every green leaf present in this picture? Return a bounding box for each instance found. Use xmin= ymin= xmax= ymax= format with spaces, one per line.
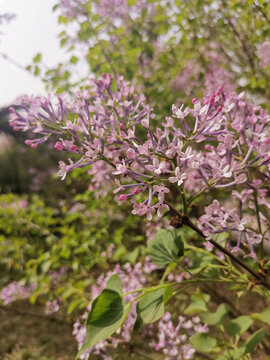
xmin=184 ymin=293 xmax=210 ymax=315
xmin=148 ymin=229 xmax=184 ymax=266
xmin=70 ymin=55 xmax=78 ymax=64
xmin=227 ymin=315 xmax=253 ymax=336
xmin=76 ymin=289 xmax=131 ymax=358
xmin=134 ymin=285 xmax=173 ymax=331
xmin=58 ymin=15 xmax=68 ymax=24
xmin=67 ymin=298 xmax=83 ymax=315
xmin=105 ymin=274 xmax=122 ymax=294
xmin=163 ymin=285 xmax=173 ymax=304
xmin=241 ymin=328 xmax=266 ymax=355
xmin=217 ymin=348 xmax=244 ymax=360
xmin=33 ymin=53 xmax=42 ymax=63
xmin=251 ymin=307 xmax=270 ymax=325
xmin=34 ymin=66 xmax=40 ymax=77
xmin=201 ymin=304 xmax=230 ymax=326
xmin=125 ymin=247 xmax=140 ymax=264
xmin=191 ymin=333 xmax=218 ymax=353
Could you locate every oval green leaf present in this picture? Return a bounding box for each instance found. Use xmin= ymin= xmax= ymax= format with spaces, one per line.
xmin=134 ymin=285 xmax=173 ymax=331
xmin=148 ymin=229 xmax=184 ymax=266
xmin=227 ymin=315 xmax=253 ymax=336
xmin=191 ymin=333 xmax=217 ymax=353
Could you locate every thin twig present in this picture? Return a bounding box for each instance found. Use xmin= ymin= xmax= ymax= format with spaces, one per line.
xmin=0 ymin=304 xmax=71 ymax=324
xmin=132 ymin=348 xmax=156 ymax=360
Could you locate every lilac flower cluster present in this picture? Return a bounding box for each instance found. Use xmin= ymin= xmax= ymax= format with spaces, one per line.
xmin=171 ymin=61 xmax=200 ymax=96
xmin=9 ymin=75 xmax=270 ymax=258
xmin=258 ymin=41 xmax=270 ymax=68
xmin=58 ymin=0 xmax=88 ymax=19
xmin=150 ymin=312 xmax=208 ymax=360
xmin=0 ymin=281 xmax=37 ymax=305
xmin=45 ymin=299 xmax=61 ymax=315
xmin=96 ymin=0 xmax=154 ymax=22
xmin=0 ymin=13 xmax=16 ymax=25
xmin=57 ymin=0 xmax=154 ymax=22
xmin=204 ymin=66 xmax=235 ymax=94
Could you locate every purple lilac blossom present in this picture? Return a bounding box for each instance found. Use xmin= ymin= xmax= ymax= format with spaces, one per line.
xmin=9 ymin=75 xmax=270 ymax=258
xmin=258 ymin=41 xmax=270 ymax=68
xmin=1 ymin=281 xmax=37 ymax=305
xmin=58 ymin=0 xmax=88 ymax=19
xmin=45 ymin=299 xmax=61 ymax=315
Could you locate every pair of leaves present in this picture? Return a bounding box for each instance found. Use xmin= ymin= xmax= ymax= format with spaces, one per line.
xmin=77 ymin=228 xmax=184 ymax=357
xmin=76 ymin=274 xmax=172 ymax=358
xmin=148 ymin=229 xmax=184 ymax=266
xmin=76 ymin=274 xmax=130 ymax=358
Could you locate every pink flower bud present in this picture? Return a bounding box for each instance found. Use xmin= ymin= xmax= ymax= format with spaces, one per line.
xmin=25 ymin=140 xmax=31 ymax=146
xmin=209 ymin=95 xmax=215 ymax=105
xmin=217 ymin=85 xmax=223 ymax=93
xmin=118 ymin=194 xmax=127 ymax=201
xmin=133 ymin=187 xmax=141 ymax=195
xmin=31 ymin=143 xmax=37 ymax=149
xmin=70 ymin=144 xmax=78 ymax=151
xmin=192 ymin=98 xmax=198 ymax=104
xmin=217 ymin=106 xmax=222 ymax=113
xmin=204 ymin=144 xmax=212 ymax=150
xmin=119 ymin=123 xmax=125 ymax=130
xmin=54 ymin=141 xmax=63 ymax=151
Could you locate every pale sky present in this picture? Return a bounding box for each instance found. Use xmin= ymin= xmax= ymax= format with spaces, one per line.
xmin=0 ymin=0 xmax=66 ymax=107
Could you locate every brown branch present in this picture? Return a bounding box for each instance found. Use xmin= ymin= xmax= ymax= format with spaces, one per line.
xmin=228 ymin=20 xmax=256 ymax=75
xmin=253 ymin=3 xmax=270 ymax=25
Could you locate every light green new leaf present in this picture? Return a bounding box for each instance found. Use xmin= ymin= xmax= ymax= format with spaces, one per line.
xmin=33 ymin=53 xmax=42 ymax=63
xmin=217 ymin=348 xmax=245 ymax=360
xmin=191 ymin=333 xmax=218 ymax=353
xmin=251 ymin=307 xmax=270 ymax=325
xmin=134 ymin=285 xmax=173 ymax=330
xmin=241 ymin=328 xmax=266 ymax=356
xmin=148 ymin=229 xmax=184 ymax=266
xmin=105 ymin=274 xmax=122 ymax=294
xmin=201 ymin=303 xmax=231 ymax=326
xmin=227 ymin=315 xmax=253 ymax=336
xmin=184 ymin=293 xmax=210 ymax=315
